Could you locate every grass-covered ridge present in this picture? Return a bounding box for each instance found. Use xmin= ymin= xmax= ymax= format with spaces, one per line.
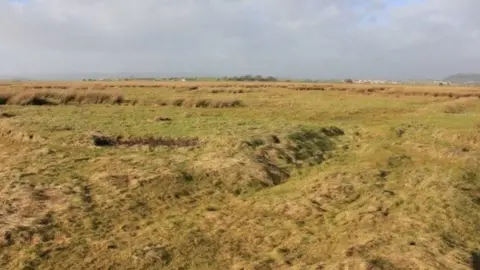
xmin=0 ymin=80 xmax=479 ymax=269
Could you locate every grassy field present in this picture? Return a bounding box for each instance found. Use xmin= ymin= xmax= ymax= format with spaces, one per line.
xmin=0 ymin=81 xmax=480 ymax=270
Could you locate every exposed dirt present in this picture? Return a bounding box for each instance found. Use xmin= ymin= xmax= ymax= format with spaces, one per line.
xmin=91 ymin=133 xmax=199 ymax=148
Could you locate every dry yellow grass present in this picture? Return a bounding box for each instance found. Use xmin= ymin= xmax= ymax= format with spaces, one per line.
xmin=3 ymin=80 xmax=480 ymax=99
xmin=0 ymin=80 xmax=479 ymax=270
xmin=0 ymin=89 xmax=128 ymax=105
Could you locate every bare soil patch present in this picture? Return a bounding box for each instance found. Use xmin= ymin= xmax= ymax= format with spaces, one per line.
xmin=91 ymin=133 xmax=199 ymax=148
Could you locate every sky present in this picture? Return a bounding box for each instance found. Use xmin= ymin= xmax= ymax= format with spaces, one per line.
xmin=0 ymin=0 xmax=479 ymax=80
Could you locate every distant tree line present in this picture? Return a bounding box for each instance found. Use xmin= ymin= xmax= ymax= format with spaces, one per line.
xmin=220 ymin=75 xmax=278 ymax=82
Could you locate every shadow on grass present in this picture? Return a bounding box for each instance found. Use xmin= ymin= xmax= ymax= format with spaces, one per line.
xmin=472 ymin=252 xmax=480 ymax=270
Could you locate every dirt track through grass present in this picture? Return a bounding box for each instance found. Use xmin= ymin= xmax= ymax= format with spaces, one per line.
xmin=0 ymin=81 xmax=480 ymax=269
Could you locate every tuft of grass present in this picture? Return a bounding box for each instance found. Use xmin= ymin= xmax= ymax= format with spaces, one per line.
xmin=242 ymin=137 xmax=265 ymax=148
xmin=6 ymin=92 xmax=55 ymax=105
xmin=1 ymin=90 xmax=128 ymax=106
xmin=291 ymin=85 xmax=332 ymax=91
xmin=171 ymin=98 xmax=185 ymax=106
xmin=442 ymin=98 xmax=479 ymax=114
xmin=210 ymin=89 xmax=248 ymax=94
xmin=0 ymin=112 xmax=15 ymax=118
xmin=166 ymin=98 xmax=244 ymax=108
xmin=0 ymin=93 xmax=12 ymax=105
xmin=367 ymin=258 xmax=398 ymax=270
xmin=154 ymin=116 xmax=172 ymax=122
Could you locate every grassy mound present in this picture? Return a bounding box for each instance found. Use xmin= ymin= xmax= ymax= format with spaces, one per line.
xmin=192 ymin=127 xmax=345 ymax=193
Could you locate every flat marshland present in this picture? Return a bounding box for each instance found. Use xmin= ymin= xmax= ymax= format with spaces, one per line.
xmin=0 ymin=81 xmax=480 ymax=269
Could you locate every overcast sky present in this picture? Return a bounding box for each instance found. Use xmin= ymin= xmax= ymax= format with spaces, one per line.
xmin=0 ymin=0 xmax=479 ymax=79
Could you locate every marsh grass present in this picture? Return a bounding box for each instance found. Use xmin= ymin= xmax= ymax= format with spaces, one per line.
xmin=0 ymin=89 xmax=127 ymax=105
xmin=158 ymin=98 xmax=244 ymax=108
xmin=0 ymin=80 xmax=479 ymax=270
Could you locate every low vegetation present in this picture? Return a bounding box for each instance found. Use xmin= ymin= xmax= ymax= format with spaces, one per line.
xmin=0 ymin=112 xmax=15 ymax=118
xmin=91 ymin=133 xmax=200 ymax=148
xmin=0 ymin=89 xmax=127 ymax=105
xmin=209 ymin=89 xmax=249 ymax=94
xmin=0 ymin=80 xmax=479 ymax=269
xmin=441 ymin=97 xmax=480 ymax=114
xmin=156 ymin=98 xmax=244 ymax=108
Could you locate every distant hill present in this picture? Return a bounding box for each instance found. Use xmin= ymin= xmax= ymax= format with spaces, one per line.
xmin=444 ymin=73 xmax=480 ymax=83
